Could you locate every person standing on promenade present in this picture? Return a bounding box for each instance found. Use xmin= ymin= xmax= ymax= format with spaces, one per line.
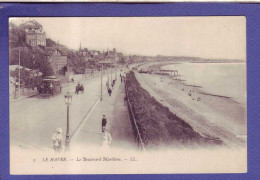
xmin=101 ymin=127 xmax=112 ymax=151
xmin=102 ymin=115 xmax=107 ymax=132
xmin=51 ymin=128 xmax=63 ymax=153
xmin=108 ymin=87 xmax=112 ymax=96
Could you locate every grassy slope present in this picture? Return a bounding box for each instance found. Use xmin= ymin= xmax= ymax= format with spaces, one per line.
xmin=126 ymin=71 xmax=219 ymax=148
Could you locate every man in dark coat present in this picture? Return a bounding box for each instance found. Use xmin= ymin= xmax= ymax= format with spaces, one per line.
xmin=102 ymin=115 xmax=107 ymax=132
xmin=108 ymin=88 xmax=112 ymax=96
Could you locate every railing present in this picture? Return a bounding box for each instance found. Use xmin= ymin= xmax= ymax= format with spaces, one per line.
xmin=125 ymin=75 xmax=146 ymax=152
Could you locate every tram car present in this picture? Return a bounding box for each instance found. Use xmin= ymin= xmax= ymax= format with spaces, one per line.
xmin=38 ymin=76 xmax=62 ymax=95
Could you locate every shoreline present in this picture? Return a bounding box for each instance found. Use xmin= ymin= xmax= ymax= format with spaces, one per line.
xmin=134 ymin=62 xmax=247 ymax=148
xmin=142 ymin=62 xmax=245 ymax=105
xmin=125 ymin=71 xmax=222 ymax=149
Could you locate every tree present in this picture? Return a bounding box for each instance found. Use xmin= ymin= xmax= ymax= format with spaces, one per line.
xmin=33 ymin=48 xmax=54 ymax=76
xmin=9 ymin=47 xmax=54 ymax=77
xmin=10 ymin=68 xmax=30 ymax=88
xmin=46 ymin=38 xmax=57 ymax=47
xmin=9 ymin=23 xmax=27 ymax=48
xmin=118 ymin=57 xmax=126 ymax=64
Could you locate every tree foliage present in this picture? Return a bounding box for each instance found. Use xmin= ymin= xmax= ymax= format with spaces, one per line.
xmin=9 ymin=47 xmax=54 ymax=77
xmin=46 ymin=38 xmax=57 ymax=47
xmin=10 ymin=68 xmax=30 ymax=84
xmin=9 ymin=22 xmax=27 ymax=48
xmin=9 ymin=22 xmax=54 ymax=77
xmin=67 ymin=51 xmax=86 ymax=74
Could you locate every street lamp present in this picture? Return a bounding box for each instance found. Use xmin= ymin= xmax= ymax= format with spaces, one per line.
xmin=110 ymin=66 xmax=112 ymax=86
xmin=100 ymin=62 xmax=103 ymax=101
xmin=64 ymin=92 xmax=73 ymax=150
xmin=18 ymin=47 xmax=21 ymax=98
xmin=115 ymin=65 xmax=117 ymax=81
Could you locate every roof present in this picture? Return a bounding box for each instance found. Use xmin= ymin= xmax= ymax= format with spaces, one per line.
xmin=20 ymin=20 xmax=42 ymax=29
xmin=42 ymin=79 xmax=60 ymax=82
xmin=44 ymin=47 xmax=68 ymax=56
xmin=99 ymin=60 xmax=114 ymax=64
xmin=45 ymin=76 xmax=58 ymax=79
xmin=9 ymin=65 xmax=31 ymax=71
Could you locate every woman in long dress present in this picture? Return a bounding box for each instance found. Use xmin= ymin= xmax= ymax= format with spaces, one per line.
xmin=101 ymin=127 xmax=112 ymax=151
xmin=51 ymin=128 xmax=63 ymax=153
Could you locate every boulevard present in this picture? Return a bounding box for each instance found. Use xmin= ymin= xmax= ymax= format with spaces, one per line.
xmin=10 ymin=70 xmax=136 ymax=152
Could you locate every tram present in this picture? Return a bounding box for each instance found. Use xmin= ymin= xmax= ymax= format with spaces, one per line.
xmin=38 ymin=76 xmax=62 ymax=95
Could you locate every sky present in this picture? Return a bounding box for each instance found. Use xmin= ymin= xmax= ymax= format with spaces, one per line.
xmin=10 ymin=17 xmax=246 ymax=60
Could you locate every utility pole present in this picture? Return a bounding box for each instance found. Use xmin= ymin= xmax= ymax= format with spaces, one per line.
xmin=18 ymin=47 xmax=21 ymax=98
xmin=100 ymin=63 xmax=103 ymax=101
xmin=115 ymin=66 xmax=117 ymax=81
xmin=110 ymin=66 xmax=112 ymax=86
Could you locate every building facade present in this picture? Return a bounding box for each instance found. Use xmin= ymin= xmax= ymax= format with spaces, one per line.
xmin=21 ymin=20 xmax=46 ymax=47
xmin=45 ymin=48 xmax=68 ymax=75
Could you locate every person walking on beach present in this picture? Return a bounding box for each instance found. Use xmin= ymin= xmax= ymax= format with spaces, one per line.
xmin=108 ymin=87 xmax=112 ymax=96
xmin=101 ymin=127 xmax=112 ymax=151
xmin=102 ymin=115 xmax=107 ymax=132
xmin=51 ymin=128 xmax=63 ymax=153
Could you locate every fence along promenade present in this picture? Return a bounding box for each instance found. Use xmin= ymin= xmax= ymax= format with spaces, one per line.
xmin=125 ymin=74 xmax=146 ymax=152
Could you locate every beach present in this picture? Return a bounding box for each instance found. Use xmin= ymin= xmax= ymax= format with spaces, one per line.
xmin=135 ymin=62 xmax=247 ymax=148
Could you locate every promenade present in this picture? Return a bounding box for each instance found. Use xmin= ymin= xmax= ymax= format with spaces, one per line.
xmin=70 ymin=75 xmax=137 ymax=153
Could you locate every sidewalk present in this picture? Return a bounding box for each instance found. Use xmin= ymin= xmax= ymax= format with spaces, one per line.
xmin=9 ymin=89 xmax=39 ymax=103
xmin=9 ymin=72 xmax=100 ymax=103
xmin=70 ymin=76 xmax=137 ymax=152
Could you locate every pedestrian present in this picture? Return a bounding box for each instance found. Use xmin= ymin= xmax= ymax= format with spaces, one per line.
xmin=124 ymin=96 xmax=128 ymax=106
xmin=102 ymin=115 xmax=107 ymax=132
xmin=108 ymin=88 xmax=112 ymax=96
xmin=51 ymin=128 xmax=63 ymax=153
xmin=101 ymin=127 xmax=112 ymax=151
xmin=106 ymin=81 xmax=109 ymax=89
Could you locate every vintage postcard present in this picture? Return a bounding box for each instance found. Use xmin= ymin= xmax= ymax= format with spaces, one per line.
xmin=9 ymin=17 xmax=247 ymax=174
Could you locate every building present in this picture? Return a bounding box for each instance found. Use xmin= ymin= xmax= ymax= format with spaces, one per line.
xmin=45 ymin=47 xmax=69 ymax=75
xmin=104 ymin=48 xmax=118 ymax=62
xmin=89 ymin=50 xmax=101 ymax=58
xmin=21 ymin=20 xmax=46 ymax=47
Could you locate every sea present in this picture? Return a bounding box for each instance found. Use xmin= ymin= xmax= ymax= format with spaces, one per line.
xmin=161 ymin=63 xmax=246 ymax=105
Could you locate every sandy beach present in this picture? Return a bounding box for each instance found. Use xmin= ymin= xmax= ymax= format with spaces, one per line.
xmin=134 ymin=63 xmax=246 ymax=148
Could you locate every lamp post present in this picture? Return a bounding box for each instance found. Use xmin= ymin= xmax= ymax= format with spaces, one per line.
xmin=115 ymin=65 xmax=117 ymax=81
xmin=100 ymin=62 xmax=103 ymax=101
xmin=110 ymin=66 xmax=112 ymax=86
xmin=18 ymin=47 xmax=21 ymax=98
xmin=64 ymin=92 xmax=73 ymax=150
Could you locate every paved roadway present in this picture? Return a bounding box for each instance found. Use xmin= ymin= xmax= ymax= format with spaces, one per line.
xmin=10 ymin=70 xmax=136 ymax=152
